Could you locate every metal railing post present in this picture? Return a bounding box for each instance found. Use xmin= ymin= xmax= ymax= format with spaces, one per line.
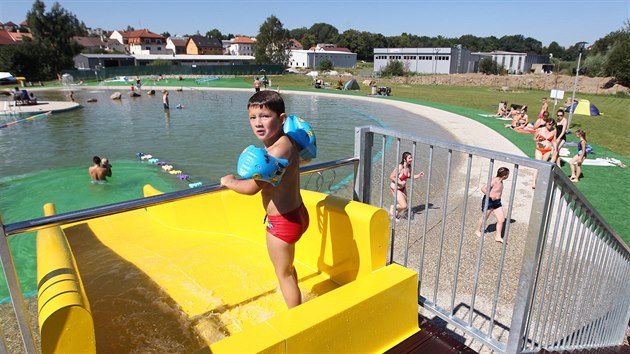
xmin=0 ymin=215 xmax=37 ymax=354
xmin=505 ymin=163 xmax=555 ymax=353
xmin=354 ymin=126 xmax=374 ymax=203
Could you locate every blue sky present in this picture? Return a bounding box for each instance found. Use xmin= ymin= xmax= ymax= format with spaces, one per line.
xmin=1 ymin=0 xmax=628 ymax=47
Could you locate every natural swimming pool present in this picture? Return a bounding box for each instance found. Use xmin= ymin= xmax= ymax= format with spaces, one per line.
xmin=0 ymin=88 xmax=457 ymax=301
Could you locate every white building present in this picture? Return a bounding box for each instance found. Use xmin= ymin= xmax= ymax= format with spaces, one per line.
xmin=166 ymin=37 xmax=188 ymax=55
xmin=109 ymin=29 xmax=167 ymax=55
xmin=229 ymin=36 xmax=255 ymax=56
xmin=473 ymin=51 xmax=527 ymax=74
xmin=373 ymin=47 xmax=475 ymax=74
xmin=289 ymin=46 xmax=357 ymax=69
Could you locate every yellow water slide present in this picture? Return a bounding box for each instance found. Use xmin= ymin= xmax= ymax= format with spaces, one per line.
xmin=37 ymin=187 xmax=419 ymax=353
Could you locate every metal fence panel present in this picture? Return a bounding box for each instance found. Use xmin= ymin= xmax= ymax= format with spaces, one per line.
xmin=354 ymin=126 xmax=630 ymax=353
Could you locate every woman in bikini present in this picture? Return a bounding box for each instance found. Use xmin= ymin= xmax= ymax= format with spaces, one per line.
xmin=552 ymin=109 xmax=568 ymax=167
xmin=532 ymin=117 xmax=557 ymax=189
xmin=390 ymin=152 xmax=424 ymax=220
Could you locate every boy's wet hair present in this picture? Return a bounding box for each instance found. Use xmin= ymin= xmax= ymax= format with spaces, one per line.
xmin=247 ymin=91 xmax=285 ymax=116
xmin=497 ymin=167 xmax=510 ymax=177
xmin=93 ymin=156 xmax=101 ymax=164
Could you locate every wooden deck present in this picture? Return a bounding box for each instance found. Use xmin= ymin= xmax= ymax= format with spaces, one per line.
xmin=386 ymin=319 xmax=477 ymax=353
xmin=387 ymin=316 xmax=630 ymax=354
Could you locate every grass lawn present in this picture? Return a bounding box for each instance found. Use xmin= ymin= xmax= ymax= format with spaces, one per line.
xmin=71 ymin=74 xmax=630 ymax=244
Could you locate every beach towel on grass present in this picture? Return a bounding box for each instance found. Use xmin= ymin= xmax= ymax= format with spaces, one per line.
xmin=560 ymin=157 xmax=617 ymax=166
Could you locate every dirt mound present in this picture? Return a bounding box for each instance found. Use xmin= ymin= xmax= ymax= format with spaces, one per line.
xmin=378 ymin=73 xmax=629 ymax=95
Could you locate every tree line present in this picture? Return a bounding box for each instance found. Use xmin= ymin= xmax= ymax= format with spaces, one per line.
xmin=1 ymin=1 xmax=628 ymax=87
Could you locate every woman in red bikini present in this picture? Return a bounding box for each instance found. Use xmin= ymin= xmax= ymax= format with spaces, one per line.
xmin=389 ymin=152 xmax=424 ymax=220
xmin=532 ymin=118 xmax=557 ymax=189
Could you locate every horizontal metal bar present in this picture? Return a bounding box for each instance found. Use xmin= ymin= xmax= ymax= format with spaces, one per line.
xmin=359 ymin=125 xmax=546 ymax=169
xmin=3 ymin=157 xmax=359 ymax=236
xmin=421 ymin=297 xmax=506 ymax=353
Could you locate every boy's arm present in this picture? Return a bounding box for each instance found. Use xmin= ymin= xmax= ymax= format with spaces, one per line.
xmin=220 ymin=174 xmax=263 ymax=195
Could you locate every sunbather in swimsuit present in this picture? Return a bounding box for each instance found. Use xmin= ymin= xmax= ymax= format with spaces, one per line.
xmin=536 ymin=134 xmax=554 ymax=154
xmin=266 ymin=203 xmax=309 ymax=244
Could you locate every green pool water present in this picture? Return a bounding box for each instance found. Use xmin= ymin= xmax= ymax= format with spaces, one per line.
xmin=0 ymin=88 xmax=454 ymax=302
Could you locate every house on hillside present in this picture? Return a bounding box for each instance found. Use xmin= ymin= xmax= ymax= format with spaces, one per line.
xmin=0 ymin=30 xmax=32 ymax=46
xmin=228 ymin=36 xmax=255 ymax=56
xmin=110 ymin=29 xmax=167 ymax=55
xmin=289 ymin=44 xmax=357 ymax=68
xmin=186 ymin=36 xmax=223 ymax=55
xmin=166 ymin=37 xmax=188 ymax=55
xmin=74 ymin=36 xmax=109 ymax=52
xmin=0 ymin=21 xmax=17 ymax=31
xmin=288 ymin=38 xmax=303 ymax=50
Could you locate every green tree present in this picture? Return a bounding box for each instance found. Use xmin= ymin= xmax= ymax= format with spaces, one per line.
xmin=26 ymin=0 xmax=86 ymax=79
xmin=604 ymin=35 xmax=630 ymax=86
xmin=308 ymin=23 xmax=339 ymax=44
xmin=299 ymin=33 xmax=317 ymax=50
xmin=254 ymin=15 xmax=290 ymax=66
xmin=206 ymin=28 xmax=223 ymax=40
xmin=161 ymin=31 xmax=171 ymax=38
xmin=289 ymin=27 xmax=308 ymax=42
xmin=544 ymin=41 xmax=565 ymax=59
xmin=0 ymin=41 xmax=48 ymax=81
xmin=582 ymin=53 xmax=606 ymax=77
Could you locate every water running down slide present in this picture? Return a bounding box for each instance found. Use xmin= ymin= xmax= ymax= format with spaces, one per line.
xmin=38 ymin=186 xmax=418 ymax=353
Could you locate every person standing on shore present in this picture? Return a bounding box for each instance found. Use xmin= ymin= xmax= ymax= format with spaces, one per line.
xmin=389 ymin=152 xmax=424 ymax=220
xmin=475 ymin=167 xmax=509 ymax=243
xmin=569 ymin=129 xmax=588 ymax=182
xmin=254 ymin=77 xmax=261 ymax=92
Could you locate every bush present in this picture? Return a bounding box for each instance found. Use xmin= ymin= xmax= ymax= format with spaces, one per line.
xmin=380 ymin=60 xmax=404 ymax=77
xmin=478 ymin=58 xmax=506 ymax=75
xmin=318 ymin=58 xmax=333 ymax=71
xmin=604 ymin=37 xmax=630 ymax=87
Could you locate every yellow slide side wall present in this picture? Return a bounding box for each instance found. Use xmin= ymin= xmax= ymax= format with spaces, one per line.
xmin=143 ymin=186 xmax=390 ymax=284
xmin=210 ymin=264 xmax=419 ymax=353
xmin=36 ymin=203 xmax=95 ymax=354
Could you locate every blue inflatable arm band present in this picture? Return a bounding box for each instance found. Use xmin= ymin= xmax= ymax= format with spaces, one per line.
xmin=237 ymin=145 xmax=288 ymax=187
xmin=283 ymin=115 xmax=316 ymax=161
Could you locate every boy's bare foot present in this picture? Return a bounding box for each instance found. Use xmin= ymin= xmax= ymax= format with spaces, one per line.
xmin=475 ymin=230 xmax=481 ymax=238
xmin=495 ymin=236 xmax=504 ymax=243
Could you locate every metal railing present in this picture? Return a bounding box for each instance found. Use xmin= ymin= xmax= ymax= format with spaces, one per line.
xmin=2 ymin=123 xmax=629 ymax=353
xmin=0 ymin=157 xmax=358 ymax=353
xmin=353 ymin=125 xmax=630 ymax=353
